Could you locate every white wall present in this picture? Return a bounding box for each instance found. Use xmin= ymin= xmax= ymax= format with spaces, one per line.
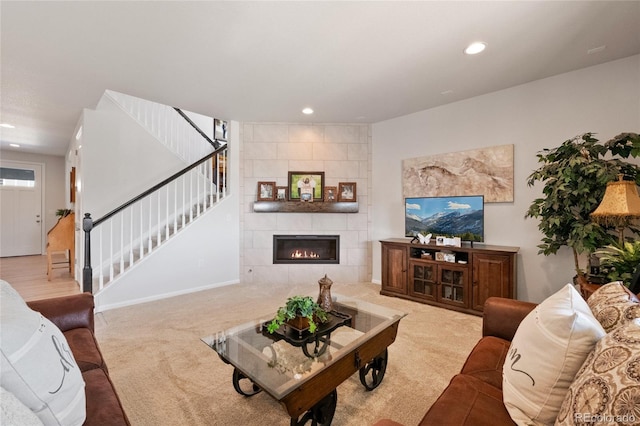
xmin=372 ymin=55 xmax=640 ymax=303
xmin=80 ymin=96 xmax=188 ymax=220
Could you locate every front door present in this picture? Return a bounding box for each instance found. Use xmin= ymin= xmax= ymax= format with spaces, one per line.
xmin=0 ymin=161 xmax=44 ymax=256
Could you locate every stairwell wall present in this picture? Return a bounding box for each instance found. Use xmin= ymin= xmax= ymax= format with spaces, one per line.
xmin=74 ymin=93 xmax=240 ymax=310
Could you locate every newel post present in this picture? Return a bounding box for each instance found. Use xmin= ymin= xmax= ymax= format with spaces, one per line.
xmin=82 ymin=213 xmax=93 ymax=293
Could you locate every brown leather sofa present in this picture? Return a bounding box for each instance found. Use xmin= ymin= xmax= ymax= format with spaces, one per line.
xmin=374 ymin=297 xmax=536 ymax=426
xmin=27 ymin=293 xmax=130 ymax=425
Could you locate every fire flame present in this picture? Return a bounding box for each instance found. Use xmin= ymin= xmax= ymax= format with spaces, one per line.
xmin=290 ymin=249 xmax=320 ymax=259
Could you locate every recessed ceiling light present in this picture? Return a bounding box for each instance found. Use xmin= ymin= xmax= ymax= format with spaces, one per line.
xmin=9 ymin=143 xmax=20 ymax=148
xmin=0 ymin=123 xmax=15 ymax=129
xmin=302 ymin=107 xmax=314 ymax=115
xmin=464 ymin=42 xmax=487 ymax=55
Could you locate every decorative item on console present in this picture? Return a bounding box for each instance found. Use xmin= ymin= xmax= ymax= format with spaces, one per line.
xmin=435 ymin=251 xmax=456 ymax=263
xmin=436 ymin=236 xmax=461 ymax=247
xmin=418 ymin=233 xmax=432 ymax=244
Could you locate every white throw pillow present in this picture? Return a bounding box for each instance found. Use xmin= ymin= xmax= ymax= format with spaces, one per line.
xmin=503 ymin=283 xmax=606 ymax=425
xmin=0 ymin=280 xmax=86 ymax=426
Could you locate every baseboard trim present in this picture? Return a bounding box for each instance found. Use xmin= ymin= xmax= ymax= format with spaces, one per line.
xmin=94 ymin=279 xmax=240 ymax=312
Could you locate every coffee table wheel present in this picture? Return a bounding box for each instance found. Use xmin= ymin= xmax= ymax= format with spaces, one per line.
xmin=359 ymin=348 xmax=388 ymax=391
xmin=232 ymin=368 xmax=261 ymax=397
xmin=290 ymin=389 xmax=337 ymax=426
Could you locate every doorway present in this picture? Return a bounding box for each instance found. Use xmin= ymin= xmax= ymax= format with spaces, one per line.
xmin=0 ymin=161 xmax=44 ymax=257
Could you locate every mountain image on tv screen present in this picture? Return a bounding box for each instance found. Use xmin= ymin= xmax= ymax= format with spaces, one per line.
xmin=405 ymin=196 xmax=484 ymax=242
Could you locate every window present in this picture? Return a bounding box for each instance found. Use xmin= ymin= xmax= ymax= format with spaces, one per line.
xmin=0 ymin=167 xmax=36 ymax=187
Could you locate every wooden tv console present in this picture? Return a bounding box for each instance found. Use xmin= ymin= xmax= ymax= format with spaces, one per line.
xmin=380 ymin=238 xmax=519 ymax=316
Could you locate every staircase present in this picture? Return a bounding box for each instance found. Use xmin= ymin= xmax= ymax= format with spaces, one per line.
xmin=82 ymin=92 xmax=229 ymax=294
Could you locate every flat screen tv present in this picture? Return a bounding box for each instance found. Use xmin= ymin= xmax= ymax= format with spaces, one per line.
xmin=405 ymin=195 xmax=484 ymax=242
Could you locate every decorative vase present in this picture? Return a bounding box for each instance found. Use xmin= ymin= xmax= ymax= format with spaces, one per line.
xmin=317 ymin=274 xmax=333 ymax=312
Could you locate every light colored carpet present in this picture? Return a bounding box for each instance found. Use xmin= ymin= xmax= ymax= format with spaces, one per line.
xmin=95 ymin=282 xmax=482 ymax=425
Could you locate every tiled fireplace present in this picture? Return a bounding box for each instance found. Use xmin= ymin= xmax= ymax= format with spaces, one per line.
xmin=241 ymin=122 xmax=371 ymax=285
xmin=273 ymin=235 xmax=340 ymax=264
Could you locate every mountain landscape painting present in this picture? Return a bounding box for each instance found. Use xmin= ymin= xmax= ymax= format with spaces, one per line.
xmin=402 ymin=144 xmax=514 ymax=202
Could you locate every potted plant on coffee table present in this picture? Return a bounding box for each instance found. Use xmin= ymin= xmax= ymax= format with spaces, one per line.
xmin=266 ymin=295 xmax=328 ymax=334
xmin=525 ymin=132 xmax=640 ymax=279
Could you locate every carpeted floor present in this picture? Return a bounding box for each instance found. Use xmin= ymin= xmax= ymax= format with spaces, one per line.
xmin=95 ymin=282 xmax=482 ymax=425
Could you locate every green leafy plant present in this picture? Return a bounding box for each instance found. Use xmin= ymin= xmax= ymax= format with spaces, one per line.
xmin=56 ymin=208 xmax=72 ymax=218
xmin=266 ymin=295 xmax=328 ymax=334
xmin=525 ymin=132 xmax=640 ymax=278
xmin=595 ymin=241 xmax=640 ymax=286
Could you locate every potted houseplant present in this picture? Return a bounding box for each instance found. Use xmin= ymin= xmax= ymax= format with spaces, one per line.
xmin=56 ymin=208 xmax=73 ymax=218
xmin=595 ymin=241 xmax=640 ymax=287
xmin=525 ymin=132 xmax=640 ymax=279
xmin=266 ymin=295 xmax=328 ymax=334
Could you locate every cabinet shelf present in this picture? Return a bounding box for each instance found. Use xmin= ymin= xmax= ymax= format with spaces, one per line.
xmin=253 ymin=201 xmax=359 ymax=213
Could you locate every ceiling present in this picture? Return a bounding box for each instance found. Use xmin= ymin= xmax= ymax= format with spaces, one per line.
xmin=1 ymin=1 xmax=639 ymax=157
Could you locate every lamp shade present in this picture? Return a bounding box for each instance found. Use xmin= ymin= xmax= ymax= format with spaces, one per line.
xmin=591 ymin=177 xmax=640 ymax=227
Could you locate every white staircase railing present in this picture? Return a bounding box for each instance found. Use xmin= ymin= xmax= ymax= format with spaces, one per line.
xmin=82 ymin=147 xmax=228 ymax=293
xmin=105 ymin=90 xmax=219 ymax=164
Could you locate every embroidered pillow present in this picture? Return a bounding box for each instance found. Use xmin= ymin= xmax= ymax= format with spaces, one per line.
xmin=0 ymin=280 xmax=86 ymax=426
xmin=587 ymin=281 xmax=640 ymax=332
xmin=503 ymin=284 xmax=606 ymax=425
xmin=556 ymin=318 xmax=640 ymax=425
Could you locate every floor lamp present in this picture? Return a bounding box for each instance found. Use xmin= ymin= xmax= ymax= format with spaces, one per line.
xmin=590 ymin=175 xmax=640 ymax=245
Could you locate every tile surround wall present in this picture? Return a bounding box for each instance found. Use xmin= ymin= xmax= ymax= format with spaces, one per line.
xmin=240 ymin=123 xmax=372 ymax=287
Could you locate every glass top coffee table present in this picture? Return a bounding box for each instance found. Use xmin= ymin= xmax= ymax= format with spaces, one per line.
xmin=201 ymin=294 xmax=406 ymax=425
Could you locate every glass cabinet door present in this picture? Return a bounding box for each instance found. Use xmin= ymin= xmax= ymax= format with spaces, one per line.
xmin=438 ymin=265 xmax=468 ymax=308
xmin=408 ymin=261 xmax=437 ymax=301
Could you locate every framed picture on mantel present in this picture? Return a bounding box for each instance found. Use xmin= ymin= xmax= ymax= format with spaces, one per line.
xmin=338 ymin=182 xmax=357 ymax=202
xmin=276 ymin=186 xmax=288 ymax=201
xmin=257 ymin=181 xmax=276 ymax=201
xmin=324 ymin=186 xmax=337 ymax=203
xmin=288 ymin=171 xmax=324 ymax=202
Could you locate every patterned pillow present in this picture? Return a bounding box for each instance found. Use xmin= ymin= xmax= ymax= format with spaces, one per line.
xmin=588 ymin=281 xmax=640 ymax=333
xmin=556 ymin=318 xmax=640 ymax=425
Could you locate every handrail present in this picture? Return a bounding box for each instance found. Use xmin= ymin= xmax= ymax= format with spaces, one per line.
xmin=93 ymin=145 xmax=225 ymax=227
xmin=174 ymin=108 xmax=221 ymax=150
